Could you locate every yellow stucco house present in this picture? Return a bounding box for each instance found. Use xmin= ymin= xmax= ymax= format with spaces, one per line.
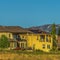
xmin=0 ymin=26 xmax=53 ymax=52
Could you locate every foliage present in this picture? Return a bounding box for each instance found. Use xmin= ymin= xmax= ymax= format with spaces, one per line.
xmin=58 ymin=26 xmax=60 ymax=36
xmin=51 ymin=23 xmax=57 ymax=50
xmin=51 ymin=23 xmax=56 ymax=35
xmin=0 ymin=35 xmax=10 ymax=49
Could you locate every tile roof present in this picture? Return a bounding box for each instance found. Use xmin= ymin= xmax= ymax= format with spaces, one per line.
xmin=0 ymin=26 xmax=32 ymax=33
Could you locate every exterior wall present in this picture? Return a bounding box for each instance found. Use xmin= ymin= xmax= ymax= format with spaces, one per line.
xmin=20 ymin=33 xmax=53 ymax=52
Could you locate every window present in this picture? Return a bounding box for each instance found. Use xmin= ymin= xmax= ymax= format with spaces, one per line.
xmin=22 ymin=36 xmax=25 ymax=39
xmin=49 ymin=35 xmax=51 ymax=37
xmin=49 ymin=37 xmax=51 ymax=42
xmin=13 ymin=35 xmax=17 ymax=40
xmin=9 ymin=34 xmax=11 ymax=38
xmin=49 ymin=39 xmax=51 ymax=42
xmin=47 ymin=45 xmax=50 ymax=49
xmin=46 ymin=35 xmax=49 ymax=42
xmin=42 ymin=44 xmax=45 ymax=49
xmin=21 ymin=43 xmax=24 ymax=48
xmin=40 ymin=35 xmax=45 ymax=42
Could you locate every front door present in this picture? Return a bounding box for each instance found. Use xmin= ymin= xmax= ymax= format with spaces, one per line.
xmin=17 ymin=42 xmax=20 ymax=47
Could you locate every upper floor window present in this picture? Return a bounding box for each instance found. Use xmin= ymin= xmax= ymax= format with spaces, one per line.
xmin=23 ymin=36 xmax=24 ymax=38
xmin=47 ymin=45 xmax=50 ymax=49
xmin=49 ymin=37 xmax=51 ymax=43
xmin=49 ymin=38 xmax=51 ymax=42
xmin=9 ymin=34 xmax=11 ymax=38
xmin=40 ymin=35 xmax=45 ymax=42
xmin=46 ymin=35 xmax=49 ymax=42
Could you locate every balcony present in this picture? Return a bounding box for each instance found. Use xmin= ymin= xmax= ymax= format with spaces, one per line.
xmin=9 ymin=38 xmax=27 ymax=50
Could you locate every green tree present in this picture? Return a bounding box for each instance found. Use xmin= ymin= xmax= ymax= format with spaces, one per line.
xmin=58 ymin=26 xmax=60 ymax=36
xmin=51 ymin=23 xmax=57 ymax=50
xmin=0 ymin=35 xmax=10 ymax=49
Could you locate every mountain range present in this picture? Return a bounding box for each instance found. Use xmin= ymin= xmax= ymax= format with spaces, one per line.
xmin=27 ymin=24 xmax=60 ymax=34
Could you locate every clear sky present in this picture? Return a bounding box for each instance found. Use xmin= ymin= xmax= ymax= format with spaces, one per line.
xmin=0 ymin=0 xmax=60 ymax=27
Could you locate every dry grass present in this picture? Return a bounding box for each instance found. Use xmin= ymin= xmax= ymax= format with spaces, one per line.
xmin=0 ymin=53 xmax=60 ymax=60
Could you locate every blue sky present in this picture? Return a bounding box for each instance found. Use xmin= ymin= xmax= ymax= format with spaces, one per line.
xmin=0 ymin=0 xmax=60 ymax=27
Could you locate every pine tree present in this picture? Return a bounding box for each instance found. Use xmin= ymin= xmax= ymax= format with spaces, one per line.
xmin=51 ymin=23 xmax=57 ymax=50
xmin=58 ymin=26 xmax=60 ymax=36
